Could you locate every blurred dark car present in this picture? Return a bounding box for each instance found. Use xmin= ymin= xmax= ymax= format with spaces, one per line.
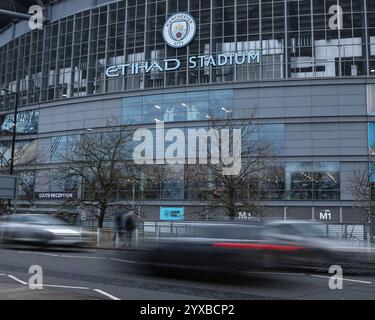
xmin=136 ymin=220 xmax=375 ymax=276
xmin=138 ymin=222 xmax=280 ymax=275
xmin=0 ymin=214 xmax=90 ymax=247
xmin=262 ymin=220 xmax=375 ymax=273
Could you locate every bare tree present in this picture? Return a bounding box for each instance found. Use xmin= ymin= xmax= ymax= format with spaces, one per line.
xmin=186 ymin=114 xmax=279 ymax=220
xmin=351 ymin=163 xmax=375 ymax=223
xmin=62 ymin=121 xmax=138 ymax=228
xmin=0 ymin=140 xmax=37 ymax=214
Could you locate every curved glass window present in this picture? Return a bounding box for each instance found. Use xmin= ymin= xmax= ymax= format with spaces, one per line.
xmin=0 ymin=0 xmax=373 ymax=110
xmin=1 ymin=110 xmax=39 ymax=134
xmin=286 ymin=162 xmax=340 ymax=200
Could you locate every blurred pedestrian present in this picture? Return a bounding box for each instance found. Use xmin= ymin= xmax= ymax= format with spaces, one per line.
xmin=112 ymin=210 xmax=125 ymax=246
xmin=124 ymin=210 xmax=137 ymax=247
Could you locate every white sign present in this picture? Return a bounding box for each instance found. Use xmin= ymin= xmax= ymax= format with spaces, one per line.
xmin=320 ymin=209 xmax=332 ymax=220
xmin=163 ymin=13 xmax=197 ymax=48
xmin=80 ymin=212 xmax=87 ymax=221
xmin=238 ymin=211 xmax=261 ymax=221
xmin=106 ymin=51 xmax=260 ymax=77
xmin=37 ymin=192 xmax=75 ymax=200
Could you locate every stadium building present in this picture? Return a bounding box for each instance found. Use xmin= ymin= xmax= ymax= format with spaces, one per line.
xmin=0 ymin=0 xmax=375 ymax=223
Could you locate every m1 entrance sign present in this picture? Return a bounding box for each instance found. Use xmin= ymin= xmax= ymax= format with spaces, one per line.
xmin=0 ymin=175 xmax=17 ymax=200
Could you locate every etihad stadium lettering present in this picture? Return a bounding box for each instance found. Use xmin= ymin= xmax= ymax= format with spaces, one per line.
xmin=105 ymin=51 xmax=260 ymax=77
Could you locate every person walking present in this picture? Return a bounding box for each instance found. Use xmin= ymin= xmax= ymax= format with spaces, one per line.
xmin=112 ymin=210 xmax=124 ymax=246
xmin=124 ymin=210 xmax=137 ymax=248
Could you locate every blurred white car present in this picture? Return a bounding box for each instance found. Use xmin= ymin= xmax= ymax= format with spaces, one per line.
xmin=0 ymin=214 xmax=91 ymax=247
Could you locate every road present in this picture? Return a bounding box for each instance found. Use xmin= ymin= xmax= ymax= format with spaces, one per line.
xmin=0 ymin=246 xmax=375 ymax=300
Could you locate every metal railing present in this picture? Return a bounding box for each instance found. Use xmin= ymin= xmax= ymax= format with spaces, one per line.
xmin=81 ymin=219 xmax=373 ymax=246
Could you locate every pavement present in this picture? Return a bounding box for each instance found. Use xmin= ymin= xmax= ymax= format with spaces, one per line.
xmin=1 ymin=246 xmax=375 ymax=300
xmin=0 ymin=282 xmax=101 ymax=300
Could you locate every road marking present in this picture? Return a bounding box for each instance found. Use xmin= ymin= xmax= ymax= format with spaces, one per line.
xmin=43 ymin=284 xmax=90 ymax=290
xmin=17 ymin=251 xmax=59 ymax=257
xmin=109 ymin=258 xmax=137 ymax=264
xmin=59 ymin=255 xmax=106 ymax=260
xmin=8 ymin=275 xmax=27 ymax=285
xmin=93 ymin=289 xmax=121 ymax=300
xmin=311 ymin=274 xmax=372 ymax=284
xmin=6 ymin=268 xmax=121 ymax=301
xmin=246 ymin=271 xmax=306 ymax=276
xmin=16 ymin=251 xmax=107 ymax=260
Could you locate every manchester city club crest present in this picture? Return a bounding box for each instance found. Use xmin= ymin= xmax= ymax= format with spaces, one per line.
xmin=170 ymin=20 xmax=188 ymax=41
xmin=163 ymin=13 xmax=197 ymax=48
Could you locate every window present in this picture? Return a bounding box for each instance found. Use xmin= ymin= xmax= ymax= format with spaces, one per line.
xmin=51 ymin=135 xmax=78 ymax=163
xmin=1 ymin=110 xmax=39 ymax=134
xmin=50 ymin=168 xmax=78 ymax=193
xmin=17 ymin=170 xmax=35 ymax=201
xmin=286 ymin=162 xmax=314 ymax=200
xmin=286 ymin=162 xmax=340 ymax=200
xmin=122 ymin=89 xmax=234 ymax=124
xmin=312 ymin=162 xmax=340 ymax=200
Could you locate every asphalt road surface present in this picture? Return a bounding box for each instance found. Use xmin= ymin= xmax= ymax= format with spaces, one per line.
xmin=0 ymin=246 xmax=375 ymax=300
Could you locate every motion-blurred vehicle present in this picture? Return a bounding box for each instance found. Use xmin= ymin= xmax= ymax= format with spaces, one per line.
xmin=0 ymin=214 xmax=91 ymax=247
xmin=262 ymin=220 xmax=375 ymax=273
xmin=137 ymin=222 xmax=275 ymax=275
xmin=136 ymin=220 xmax=375 ymax=276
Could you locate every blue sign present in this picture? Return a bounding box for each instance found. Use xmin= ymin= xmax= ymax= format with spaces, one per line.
xmin=160 ymin=207 xmax=185 ymax=221
xmin=369 ymin=123 xmax=375 ymax=155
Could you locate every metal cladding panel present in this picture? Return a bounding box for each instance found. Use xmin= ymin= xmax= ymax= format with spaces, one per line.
xmin=0 ymin=175 xmax=17 ymax=199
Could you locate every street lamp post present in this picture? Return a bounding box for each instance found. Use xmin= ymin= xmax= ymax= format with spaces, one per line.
xmin=126 ymin=178 xmax=136 ymax=209
xmin=1 ymin=88 xmax=19 ymax=213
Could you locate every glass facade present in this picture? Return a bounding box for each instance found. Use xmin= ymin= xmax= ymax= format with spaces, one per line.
xmin=42 ymin=122 xmax=341 ymax=201
xmin=0 ymin=110 xmax=39 ymax=134
xmin=17 ymin=171 xmax=36 ymax=201
xmin=51 ymin=135 xmax=78 ymax=163
xmin=123 ymin=90 xmax=235 ymax=123
xmin=117 ymin=161 xmax=339 ymax=201
xmin=0 ymin=139 xmax=37 ymax=166
xmin=50 ymin=168 xmax=78 ymax=193
xmin=0 ymin=0 xmax=375 ymax=110
xmin=286 ymin=162 xmax=340 ymax=200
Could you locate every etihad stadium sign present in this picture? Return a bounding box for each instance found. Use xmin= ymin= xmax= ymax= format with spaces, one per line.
xmin=105 ymin=51 xmax=260 ymax=77
xmin=106 ymin=12 xmax=260 ymax=77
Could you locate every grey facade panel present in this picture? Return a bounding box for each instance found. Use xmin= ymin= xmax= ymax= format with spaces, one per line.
xmin=36 ymin=138 xmax=51 ymax=164
xmin=234 ymin=84 xmax=367 ymax=120
xmin=38 ymin=97 xmax=122 ymax=133
xmin=285 ymin=96 xmax=312 ymax=107
xmin=285 ymin=121 xmax=367 ymax=157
